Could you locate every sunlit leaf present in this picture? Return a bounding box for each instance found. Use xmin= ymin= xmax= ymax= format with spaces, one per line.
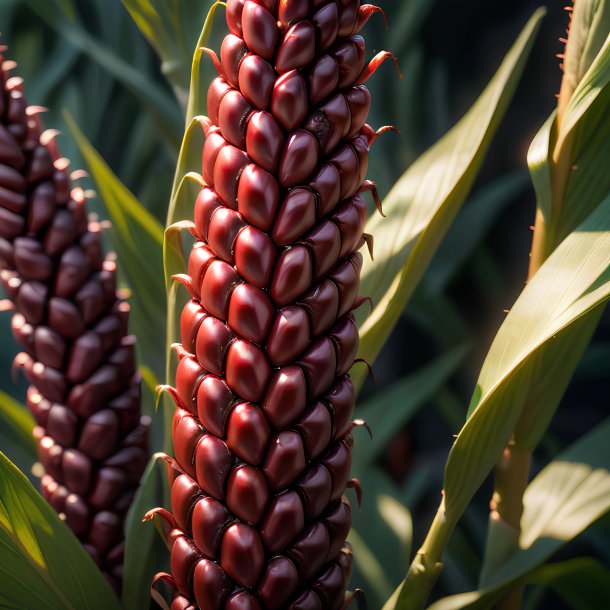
xmin=120 ymin=0 xmax=212 ymax=109
xmin=425 ymin=420 xmax=610 ymax=609
xmin=355 ymin=9 xmax=545 ymax=390
xmin=23 ymin=0 xmax=182 ymax=148
xmin=445 ymin=194 xmax=610 ymax=520
xmin=0 ymin=452 xmax=121 ymax=610
xmin=0 ymin=390 xmax=36 ymax=460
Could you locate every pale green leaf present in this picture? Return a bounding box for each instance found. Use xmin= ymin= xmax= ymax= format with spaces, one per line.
xmin=185 ymin=1 xmax=226 ymax=127
xmin=0 ymin=391 xmax=36 ymax=461
xmin=356 ymin=9 xmax=545 ymax=390
xmin=527 ymin=111 xmax=555 ymax=225
xmin=354 ymin=346 xmax=467 ymax=468
xmin=561 ymin=0 xmax=610 ymax=100
xmin=531 ymin=557 xmax=610 ymax=610
xmin=0 ymin=452 xmax=121 ymax=610
xmin=120 ymin=0 xmax=212 ymax=108
xmin=446 ymin=193 xmax=610 ymax=519
xmin=423 ymin=171 xmax=529 ymax=296
xmin=23 ymin=0 xmax=182 ymax=148
xmin=425 ymin=420 xmax=610 ymax=610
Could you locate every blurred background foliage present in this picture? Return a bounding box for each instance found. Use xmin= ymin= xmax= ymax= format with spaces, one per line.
xmin=0 ymin=1 xmax=608 ymax=609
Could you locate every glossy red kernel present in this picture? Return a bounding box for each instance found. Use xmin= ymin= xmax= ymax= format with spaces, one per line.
xmin=221 ymin=523 xmax=265 ymax=588
xmin=228 ymin=283 xmax=274 ymax=344
xmin=261 ymin=365 xmax=308 ymax=428
xmin=226 ymin=402 xmax=271 ymax=465
xmin=237 ymin=163 xmax=280 ymax=231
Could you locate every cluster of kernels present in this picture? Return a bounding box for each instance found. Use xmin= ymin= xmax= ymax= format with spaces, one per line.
xmin=157 ymin=1 xmax=388 ymax=608
xmin=0 ymin=49 xmax=148 ymax=591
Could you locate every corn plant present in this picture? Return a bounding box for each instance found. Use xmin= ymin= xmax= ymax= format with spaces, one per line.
xmin=0 ymin=1 xmax=608 ymax=609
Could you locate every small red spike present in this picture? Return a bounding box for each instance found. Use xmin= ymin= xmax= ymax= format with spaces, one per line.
xmin=171 ymin=343 xmax=191 ymax=361
xmin=201 ymin=47 xmax=224 ymax=76
xmin=159 ymin=453 xmax=186 ymax=475
xmin=356 ymin=51 xmax=402 ymax=85
xmin=171 ymin=273 xmax=196 ymax=298
xmin=352 ymin=358 xmax=376 ymax=384
xmin=360 ymin=180 xmax=385 ymax=217
xmin=144 ymin=507 xmax=176 ymax=528
xmin=347 ymin=478 xmax=364 ymax=509
xmin=352 ymin=295 xmax=373 ymax=314
xmin=365 ymin=124 xmax=400 ymax=146
xmin=351 ymin=419 xmax=373 ymax=440
xmin=151 ymin=573 xmax=176 ymax=610
xmin=354 ymin=5 xmax=389 ymax=34
xmin=156 ymin=384 xmax=182 ymax=409
xmin=362 ymin=233 xmax=374 ymax=260
xmin=343 ymin=589 xmax=368 ymax=609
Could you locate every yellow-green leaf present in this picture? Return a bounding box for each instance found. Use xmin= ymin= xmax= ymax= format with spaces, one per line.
xmin=0 ymin=452 xmax=121 ymax=610
xmin=446 ymin=193 xmax=610 ymax=520
xmin=355 ymin=9 xmax=545 ymax=390
xmin=426 ymin=419 xmax=610 ymax=609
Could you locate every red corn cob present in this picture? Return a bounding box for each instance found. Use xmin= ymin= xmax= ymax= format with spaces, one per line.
xmin=153 ymin=2 xmax=397 ymax=608
xmin=0 ymin=47 xmax=149 ymax=592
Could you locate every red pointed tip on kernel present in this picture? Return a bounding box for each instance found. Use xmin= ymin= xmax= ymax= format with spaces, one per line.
xmin=12 ymin=352 xmax=31 ymax=383
xmin=151 ymin=572 xmax=177 ymax=610
xmin=347 ymin=478 xmax=364 ymax=509
xmin=357 ymin=51 xmax=403 ymax=85
xmin=156 ymin=384 xmax=182 ymax=409
xmin=159 ymin=453 xmax=186 ymax=475
xmin=144 ymin=507 xmax=176 ymax=527
xmin=352 ymin=295 xmax=374 ymax=314
xmin=360 ymin=180 xmax=385 ymax=217
xmin=352 ymin=419 xmax=373 ymax=440
xmin=201 ymin=116 xmax=214 ymax=136
xmin=363 ymin=124 xmax=400 ymax=146
xmin=352 ymin=358 xmax=376 ymax=384
xmin=342 ymin=588 xmax=368 ymax=610
xmin=171 ymin=343 xmax=191 ymax=361
xmin=171 ymin=273 xmax=196 ymax=297
xmin=355 ymin=5 xmax=389 ymax=33
xmin=0 ymin=299 xmax=14 ymax=312
xmin=363 ymin=233 xmax=374 ymax=260
xmin=201 ymin=47 xmax=224 ymax=77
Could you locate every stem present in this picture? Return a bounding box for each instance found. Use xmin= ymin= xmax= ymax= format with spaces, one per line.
xmin=397 ymin=498 xmax=455 ymax=610
xmin=486 ymin=188 xmax=545 ymax=609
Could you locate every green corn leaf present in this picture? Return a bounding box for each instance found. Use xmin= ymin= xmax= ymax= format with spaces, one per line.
xmin=0 ymin=390 xmax=36 ymax=461
xmin=120 ymin=0 xmax=213 ymax=109
xmin=355 ymin=9 xmax=545 ymax=390
xmin=351 ymin=347 xmax=463 ymax=608
xmin=423 ymin=171 xmax=529 ymax=296
xmin=536 ymin=34 xmax=610 ymax=248
xmin=559 ymin=1 xmax=610 ymax=125
xmin=66 ymin=114 xmax=167 ymax=381
xmin=23 ymin=0 xmax=182 ymax=149
xmin=445 ymin=193 xmax=610 ymax=522
xmin=354 ymin=346 xmax=468 ymax=469
xmin=500 ymin=35 xmax=610 ymax=452
xmin=422 ymin=420 xmax=610 ymax=610
xmin=0 ymin=452 xmax=121 ymax=610
xmin=185 ymin=1 xmax=227 ymax=127
xmin=123 ymin=454 xmax=169 ymax=610
xmin=531 ymin=557 xmax=610 ymax=610
xmin=350 ymin=468 xmax=415 ymax=609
